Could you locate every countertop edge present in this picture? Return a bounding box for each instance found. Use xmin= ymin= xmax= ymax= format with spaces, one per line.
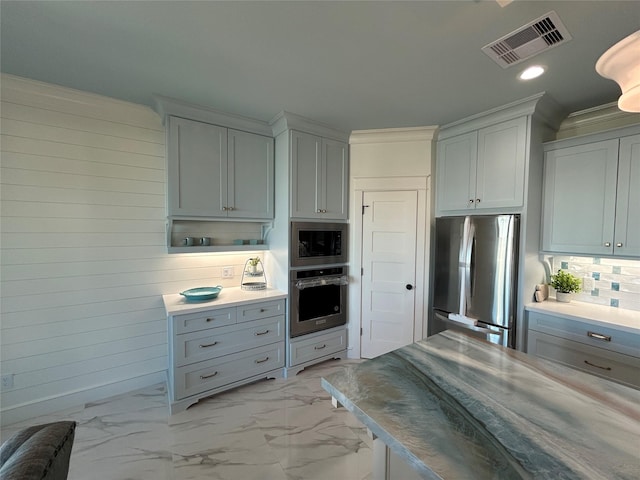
xmin=320 ymin=378 xmax=438 ymax=480
xmin=525 ymin=300 xmax=640 ymax=334
xmin=162 ymin=287 xmax=287 ymax=316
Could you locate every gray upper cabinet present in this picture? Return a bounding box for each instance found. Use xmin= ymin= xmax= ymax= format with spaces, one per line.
xmin=228 ymin=128 xmax=274 ymax=220
xmin=542 ymin=127 xmax=640 ymax=257
xmin=167 ymin=116 xmax=274 ymax=220
xmin=436 ymin=116 xmax=527 ymax=215
xmin=290 ymin=130 xmax=348 ymax=220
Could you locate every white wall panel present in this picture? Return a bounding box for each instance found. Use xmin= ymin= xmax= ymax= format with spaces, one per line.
xmin=0 ymin=74 xmax=262 ymax=425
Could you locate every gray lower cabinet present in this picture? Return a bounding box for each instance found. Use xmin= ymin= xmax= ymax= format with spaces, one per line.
xmin=527 ymin=311 xmax=640 ymax=388
xmin=168 ymin=299 xmax=285 ymax=413
xmin=286 ymin=326 xmax=347 ymax=377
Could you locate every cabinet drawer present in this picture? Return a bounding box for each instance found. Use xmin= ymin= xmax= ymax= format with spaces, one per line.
xmin=174 ymin=315 xmax=285 ymax=367
xmin=237 ymin=299 xmax=285 ymax=323
xmin=528 ymin=331 xmax=640 ymax=389
xmin=289 ymin=328 xmax=346 ymax=367
xmin=528 ymin=312 xmax=640 ymax=358
xmin=173 ymin=307 xmax=236 ymax=335
xmin=174 ymin=343 xmax=284 ymax=400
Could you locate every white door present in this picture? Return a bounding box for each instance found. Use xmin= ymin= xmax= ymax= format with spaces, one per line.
xmin=361 ymin=190 xmax=418 ymax=358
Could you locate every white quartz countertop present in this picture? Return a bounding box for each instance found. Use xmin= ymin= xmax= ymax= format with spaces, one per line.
xmin=162 ymin=287 xmax=287 ymax=316
xmin=525 ymin=299 xmax=640 ymax=334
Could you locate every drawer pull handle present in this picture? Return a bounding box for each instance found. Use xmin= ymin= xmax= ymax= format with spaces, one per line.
xmin=255 ymin=357 xmax=270 ymax=364
xmin=200 ymin=371 xmax=218 ymax=379
xmin=206 ymin=318 xmax=215 ymax=322
xmin=584 ymin=360 xmax=612 ymax=371
xmin=315 ymin=344 xmax=327 ymax=350
xmin=199 ymin=341 xmax=218 ymax=348
xmin=587 ymin=331 xmax=611 ymax=342
xmin=260 ymin=308 xmax=266 ymax=312
xmin=255 ymin=330 xmax=270 ymax=336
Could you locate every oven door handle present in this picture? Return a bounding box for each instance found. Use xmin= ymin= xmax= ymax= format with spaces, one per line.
xmin=295 ymin=275 xmax=348 ymax=290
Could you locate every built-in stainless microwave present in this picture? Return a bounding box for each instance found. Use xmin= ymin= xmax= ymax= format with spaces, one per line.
xmin=290 ymin=221 xmax=347 ymax=267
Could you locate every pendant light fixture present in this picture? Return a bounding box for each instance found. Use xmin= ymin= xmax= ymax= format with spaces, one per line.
xmin=596 ymin=30 xmax=640 ymax=112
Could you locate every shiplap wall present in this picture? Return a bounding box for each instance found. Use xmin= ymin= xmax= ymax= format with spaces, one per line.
xmin=0 ymin=74 xmax=261 ymax=425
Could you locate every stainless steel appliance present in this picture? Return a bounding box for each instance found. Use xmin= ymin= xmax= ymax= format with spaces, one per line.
xmin=430 ymin=215 xmax=519 ymax=348
xmin=290 ymin=266 xmax=348 ymax=337
xmin=290 ymin=221 xmax=347 ymax=267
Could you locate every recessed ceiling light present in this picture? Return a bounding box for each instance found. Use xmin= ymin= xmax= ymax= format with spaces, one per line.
xmin=519 ymin=65 xmax=546 ymax=80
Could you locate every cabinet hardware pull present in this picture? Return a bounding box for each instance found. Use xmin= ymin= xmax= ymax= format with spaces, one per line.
xmin=315 ymin=344 xmax=327 ymax=350
xmin=584 ymin=360 xmax=612 ymax=371
xmin=616 ymin=242 xmax=623 ymax=247
xmin=475 ymin=198 xmax=481 ymax=203
xmin=468 ymin=199 xmax=474 ymax=205
xmin=255 ymin=330 xmax=270 ymax=336
xmin=604 ymin=242 xmax=611 ymax=247
xmin=587 ymin=331 xmax=611 ymax=342
xmin=255 ymin=357 xmax=269 ymax=364
xmin=227 ymin=207 xmax=234 ymax=211
xmin=199 ymin=341 xmax=218 ymax=348
xmin=200 ymin=371 xmax=218 ymax=379
xmin=317 ymin=209 xmax=323 ymax=213
xmin=206 ymin=318 xmax=215 ymax=322
xmin=260 ymin=308 xmax=265 ymax=312
xmin=222 ymin=206 xmax=228 ymax=211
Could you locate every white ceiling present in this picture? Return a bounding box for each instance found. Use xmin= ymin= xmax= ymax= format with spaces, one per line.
xmin=1 ymin=1 xmax=638 ymax=132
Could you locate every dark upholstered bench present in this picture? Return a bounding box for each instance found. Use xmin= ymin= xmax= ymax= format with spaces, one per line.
xmin=0 ymin=421 xmax=76 ymax=480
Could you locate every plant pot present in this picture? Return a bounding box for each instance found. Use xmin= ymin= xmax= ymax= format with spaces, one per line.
xmin=556 ymin=292 xmax=573 ymax=303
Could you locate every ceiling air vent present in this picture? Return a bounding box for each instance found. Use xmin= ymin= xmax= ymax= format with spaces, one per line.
xmin=482 ymin=11 xmax=572 ymax=68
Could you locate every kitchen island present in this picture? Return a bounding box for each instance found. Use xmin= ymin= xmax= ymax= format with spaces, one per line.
xmin=321 ymin=330 xmax=640 ymax=480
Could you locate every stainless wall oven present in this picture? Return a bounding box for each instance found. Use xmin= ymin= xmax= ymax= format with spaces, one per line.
xmin=291 ymin=221 xmax=347 ymax=267
xmin=290 ymin=266 xmax=348 ymax=337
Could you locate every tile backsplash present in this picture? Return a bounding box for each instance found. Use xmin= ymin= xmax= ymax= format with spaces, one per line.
xmin=551 ymin=256 xmax=640 ymax=312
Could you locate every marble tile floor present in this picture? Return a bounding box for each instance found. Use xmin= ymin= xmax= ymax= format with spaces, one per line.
xmin=1 ymin=359 xmax=371 ymax=480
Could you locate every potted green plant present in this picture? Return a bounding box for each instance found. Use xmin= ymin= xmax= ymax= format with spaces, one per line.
xmin=549 ymin=270 xmax=581 ymax=303
xmin=248 ymin=257 xmax=261 ymax=275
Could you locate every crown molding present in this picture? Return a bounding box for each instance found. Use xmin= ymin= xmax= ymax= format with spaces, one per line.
xmin=153 ymin=94 xmax=272 ymax=136
xmin=349 ymin=126 xmax=439 ymax=145
xmin=269 ymin=111 xmax=350 ymax=141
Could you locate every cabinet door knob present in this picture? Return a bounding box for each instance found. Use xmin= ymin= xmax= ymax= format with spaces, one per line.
xmin=468 ymin=199 xmax=474 ymax=205
xmin=604 ymin=242 xmax=611 ymax=247
xmin=616 ymin=242 xmax=623 ymax=248
xmin=475 ymin=198 xmax=481 ymax=203
xmin=222 ymin=206 xmax=228 ymax=211
xmin=317 ymin=209 xmax=323 ymax=213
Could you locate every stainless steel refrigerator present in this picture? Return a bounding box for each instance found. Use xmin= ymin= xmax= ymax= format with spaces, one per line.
xmin=430 ymin=215 xmax=519 ymax=348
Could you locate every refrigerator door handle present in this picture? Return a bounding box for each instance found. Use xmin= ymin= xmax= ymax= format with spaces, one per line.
xmin=435 ymin=312 xmax=504 ymax=336
xmin=464 ymin=222 xmax=475 ymax=309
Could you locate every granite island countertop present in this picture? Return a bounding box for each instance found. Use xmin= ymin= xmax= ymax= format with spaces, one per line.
xmin=322 ymin=330 xmax=640 ymax=480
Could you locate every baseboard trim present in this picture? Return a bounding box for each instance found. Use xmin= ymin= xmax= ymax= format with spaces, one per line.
xmin=0 ymin=371 xmax=166 ymax=427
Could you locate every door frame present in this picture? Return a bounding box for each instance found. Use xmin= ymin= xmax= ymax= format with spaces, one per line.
xmin=348 ymin=176 xmax=430 ymax=359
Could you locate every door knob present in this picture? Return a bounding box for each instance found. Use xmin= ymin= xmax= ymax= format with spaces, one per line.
xmin=616 ymin=242 xmax=623 ymax=247
xmin=406 ymin=284 xmax=413 ymax=290
xmin=604 ymin=242 xmax=611 ymax=247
